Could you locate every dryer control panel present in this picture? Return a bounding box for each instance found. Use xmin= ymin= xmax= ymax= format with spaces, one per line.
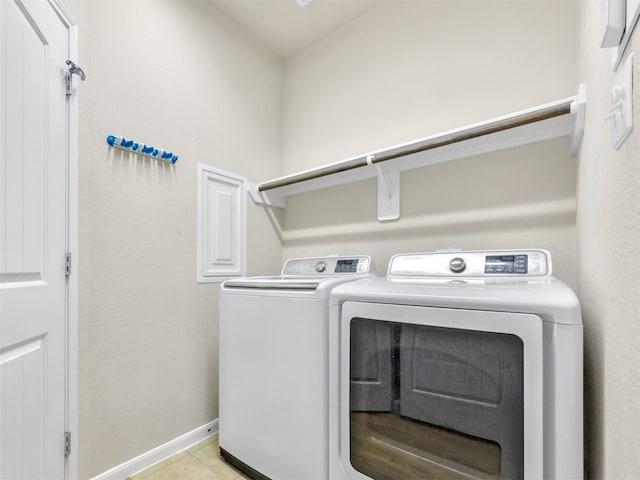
xmin=388 ymin=250 xmax=551 ymax=277
xmin=282 ymin=255 xmax=373 ymax=276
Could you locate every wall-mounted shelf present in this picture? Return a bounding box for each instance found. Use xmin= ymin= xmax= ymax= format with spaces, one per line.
xmin=249 ymin=85 xmax=586 ymax=221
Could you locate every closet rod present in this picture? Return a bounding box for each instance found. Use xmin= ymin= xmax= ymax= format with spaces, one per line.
xmin=258 ymin=99 xmax=573 ymax=192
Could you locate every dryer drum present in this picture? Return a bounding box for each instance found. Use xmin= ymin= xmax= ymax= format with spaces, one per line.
xmin=349 ymin=319 xmax=524 ymax=480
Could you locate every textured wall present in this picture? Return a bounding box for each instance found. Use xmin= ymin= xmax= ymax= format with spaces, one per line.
xmin=65 ymin=1 xmax=283 ymax=477
xmin=283 ymin=1 xmax=579 ymax=174
xmin=281 ymin=0 xmax=580 ymax=288
xmin=62 ymin=0 xmax=640 ymax=478
xmin=283 ymin=138 xmax=578 ymax=285
xmin=577 ymin=2 xmax=640 ymax=479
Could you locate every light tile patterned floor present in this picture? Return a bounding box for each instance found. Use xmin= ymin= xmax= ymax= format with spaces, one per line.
xmin=126 ymin=434 xmax=251 ymax=480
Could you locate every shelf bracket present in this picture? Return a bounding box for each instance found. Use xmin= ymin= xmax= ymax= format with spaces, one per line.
xmin=374 ymin=159 xmax=400 ymax=221
xmin=570 ymin=84 xmax=587 ymax=154
xmin=248 ymin=182 xmax=285 ymax=208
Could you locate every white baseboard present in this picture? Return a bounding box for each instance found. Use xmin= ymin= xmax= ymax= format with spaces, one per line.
xmin=89 ymin=419 xmax=219 ymax=480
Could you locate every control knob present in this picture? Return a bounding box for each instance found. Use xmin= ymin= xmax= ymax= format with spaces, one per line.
xmin=449 ymin=257 xmax=466 ymax=273
xmin=315 ymin=261 xmax=327 ymax=273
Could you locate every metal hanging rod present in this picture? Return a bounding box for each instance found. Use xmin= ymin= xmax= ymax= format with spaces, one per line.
xmin=258 ymin=99 xmax=574 ymax=192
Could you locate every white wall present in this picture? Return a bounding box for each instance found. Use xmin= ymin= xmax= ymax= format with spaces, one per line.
xmin=282 ymin=1 xmax=580 ymax=288
xmin=62 ymin=0 xmax=640 ymax=478
xmin=284 ymin=1 xmax=579 ymax=174
xmin=577 ymin=2 xmax=640 ymax=479
xmin=279 ymin=0 xmax=640 ymax=477
xmin=283 ymin=138 xmax=578 ymax=284
xmin=64 ymin=1 xmax=283 ymax=478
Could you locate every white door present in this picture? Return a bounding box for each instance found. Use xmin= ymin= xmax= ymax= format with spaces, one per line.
xmin=0 ymin=0 xmax=73 ymax=478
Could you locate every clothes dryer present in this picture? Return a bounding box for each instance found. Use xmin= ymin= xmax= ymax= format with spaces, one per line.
xmin=329 ymin=250 xmax=582 ymax=480
xmin=219 ymin=255 xmax=375 ymax=480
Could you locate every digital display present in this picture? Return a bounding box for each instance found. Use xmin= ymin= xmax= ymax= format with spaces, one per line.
xmin=335 ymin=259 xmax=359 ymax=273
xmin=485 ymin=255 xmax=528 ymax=274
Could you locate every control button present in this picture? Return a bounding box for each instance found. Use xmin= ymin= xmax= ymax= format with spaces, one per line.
xmin=449 ymin=257 xmax=466 ymax=273
xmin=315 ymin=261 xmax=326 ymax=273
xmin=531 ymin=262 xmax=540 ymax=272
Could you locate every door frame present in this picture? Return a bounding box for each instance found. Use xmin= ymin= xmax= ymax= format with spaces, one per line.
xmin=48 ymin=1 xmax=78 ymax=478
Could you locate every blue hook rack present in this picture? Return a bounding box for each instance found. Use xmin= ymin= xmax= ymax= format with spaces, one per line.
xmin=106 ymin=135 xmax=178 ymax=163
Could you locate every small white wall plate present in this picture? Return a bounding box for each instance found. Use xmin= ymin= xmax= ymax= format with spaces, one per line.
xmin=608 ymin=54 xmax=634 ymax=149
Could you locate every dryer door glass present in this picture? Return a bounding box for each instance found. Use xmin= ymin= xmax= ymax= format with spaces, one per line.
xmin=349 ymin=318 xmax=524 ymax=480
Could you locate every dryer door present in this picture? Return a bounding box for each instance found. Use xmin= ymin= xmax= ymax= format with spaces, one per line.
xmin=334 ymin=302 xmax=544 ymax=480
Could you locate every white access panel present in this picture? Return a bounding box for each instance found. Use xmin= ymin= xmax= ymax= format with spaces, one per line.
xmin=197 ymin=164 xmax=247 ymax=282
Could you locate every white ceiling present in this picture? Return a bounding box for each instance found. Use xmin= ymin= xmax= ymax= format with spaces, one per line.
xmin=208 ymin=0 xmax=382 ymax=58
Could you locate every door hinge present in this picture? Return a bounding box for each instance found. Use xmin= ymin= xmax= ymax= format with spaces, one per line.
xmin=65 ymin=72 xmax=72 ymax=95
xmin=65 ymin=59 xmax=86 ymax=96
xmin=65 ymin=252 xmax=72 ymax=276
xmin=64 ymin=431 xmax=71 ymax=457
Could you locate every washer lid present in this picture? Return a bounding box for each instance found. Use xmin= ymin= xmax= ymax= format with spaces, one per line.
xmin=221 ymin=255 xmax=375 ymax=295
xmin=223 ymin=278 xmax=320 ymax=290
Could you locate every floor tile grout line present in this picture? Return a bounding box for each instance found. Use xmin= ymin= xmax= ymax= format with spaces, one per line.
xmin=124 ymin=452 xmax=188 ymax=480
xmin=188 ymin=444 xmax=243 ymax=480
xmin=126 ymin=434 xmax=248 ymax=480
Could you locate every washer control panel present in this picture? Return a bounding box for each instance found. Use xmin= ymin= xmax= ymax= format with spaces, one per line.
xmin=389 ymin=250 xmax=551 ymax=277
xmin=485 ymin=254 xmax=529 ymax=274
xmin=283 ymin=256 xmax=373 ymax=276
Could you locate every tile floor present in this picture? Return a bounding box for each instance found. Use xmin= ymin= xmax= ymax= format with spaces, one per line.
xmin=125 ymin=434 xmax=251 ymax=480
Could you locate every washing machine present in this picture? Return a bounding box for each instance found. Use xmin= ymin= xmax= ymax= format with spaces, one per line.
xmin=329 ymin=249 xmax=582 ymax=480
xmin=219 ymin=255 xmax=375 ymax=480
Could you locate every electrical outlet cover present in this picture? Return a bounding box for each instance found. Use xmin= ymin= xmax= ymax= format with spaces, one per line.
xmin=611 ymin=54 xmax=634 ymax=149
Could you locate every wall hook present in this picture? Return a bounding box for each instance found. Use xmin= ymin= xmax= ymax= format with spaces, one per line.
xmin=66 ymin=60 xmax=86 ymax=81
xmin=106 ymin=135 xmax=179 ymax=163
xmin=65 ymin=59 xmax=86 ymax=95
